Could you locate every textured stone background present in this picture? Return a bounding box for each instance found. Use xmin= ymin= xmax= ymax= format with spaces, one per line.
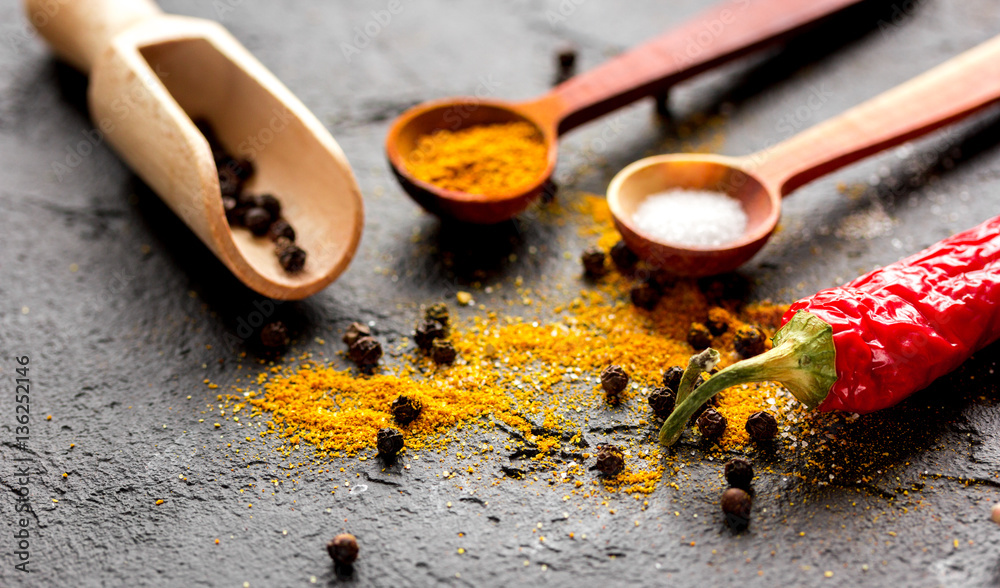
xmin=3 ymin=0 xmax=1000 ymax=586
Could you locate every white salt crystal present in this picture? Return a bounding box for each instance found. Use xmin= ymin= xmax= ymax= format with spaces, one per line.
xmin=632 ymin=189 xmax=748 ymax=247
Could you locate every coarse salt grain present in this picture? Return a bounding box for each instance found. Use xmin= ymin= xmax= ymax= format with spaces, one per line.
xmin=632 ymin=189 xmax=747 ymax=247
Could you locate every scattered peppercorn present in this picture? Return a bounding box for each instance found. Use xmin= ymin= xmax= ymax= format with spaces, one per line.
xmin=734 ymin=324 xmax=766 ymax=358
xmin=376 ymin=427 xmax=405 ymax=459
xmin=255 ymin=193 xmax=281 ymax=218
xmin=431 ymin=339 xmax=457 ymax=365
xmin=687 ymin=322 xmax=712 ymax=350
xmin=724 ymin=458 xmax=754 ymax=491
xmin=745 ymin=410 xmax=778 ymax=442
xmin=244 ymin=206 xmax=272 ymax=236
xmin=698 ymin=273 xmax=750 ymax=306
xmin=649 ymin=268 xmax=677 ymax=291
xmin=600 ymin=365 xmax=629 ymax=403
xmin=647 ymin=387 xmax=675 ymax=419
xmin=662 ymin=365 xmax=684 ymax=392
xmin=706 ymin=307 xmax=730 ymax=336
xmin=260 ymin=321 xmax=289 ymax=348
xmin=581 ymin=247 xmax=608 ymax=278
xmin=342 ymin=322 xmax=371 ymax=347
xmin=268 ymin=218 xmax=295 ymax=242
xmin=391 ymin=395 xmax=422 ymax=426
xmin=609 ymin=240 xmax=638 ymax=272
xmin=720 ymin=488 xmax=752 ymax=532
xmin=276 ymin=237 xmax=307 ymax=273
xmin=327 ymin=533 xmax=359 ymax=565
xmin=554 ymin=42 xmax=577 ymax=85
xmin=630 ymin=280 xmax=661 ymax=310
xmin=414 ymin=319 xmax=446 ymax=351
xmin=696 ymin=408 xmax=727 ymax=441
xmin=425 ymin=303 xmax=450 ymax=328
xmin=594 ymin=444 xmax=624 ymax=476
xmin=348 ymin=336 xmax=382 ymax=370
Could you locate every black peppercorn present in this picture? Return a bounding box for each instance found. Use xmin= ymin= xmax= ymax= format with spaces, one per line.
xmin=706 ymin=307 xmax=730 ymax=336
xmin=594 ymin=444 xmax=624 ymax=476
xmin=376 ymin=427 xmax=405 ymax=459
xmin=662 ymin=365 xmax=684 ymax=392
xmin=580 ymin=248 xmax=608 ymax=278
xmin=720 ymin=488 xmax=752 ymax=532
xmin=244 ymin=206 xmax=272 ymax=236
xmin=425 ymin=303 xmax=450 ymax=328
xmin=698 ymin=273 xmax=750 ymax=306
xmin=275 ymin=238 xmax=307 ymax=273
xmin=649 ymin=268 xmax=677 ymax=291
xmin=609 ymin=240 xmax=638 ymax=272
xmin=734 ymin=325 xmax=766 ymax=358
xmin=268 ymin=218 xmax=295 ymax=242
xmin=414 ymin=319 xmax=446 ymax=351
xmin=745 ymin=410 xmax=778 ymax=442
xmin=431 ymin=339 xmax=457 ymax=365
xmin=327 ymin=533 xmax=359 ymax=565
xmin=630 ymin=281 xmax=661 ymax=310
xmin=222 ymin=195 xmax=240 ymax=220
xmin=724 ymin=458 xmax=753 ymax=491
xmin=260 ymin=321 xmax=289 ymax=348
xmin=687 ymin=322 xmax=712 ymax=350
xmin=391 ymin=395 xmax=422 ymax=426
xmin=600 ymin=365 xmax=629 ymax=403
xmin=255 ymin=193 xmax=281 ymax=218
xmin=647 ymin=387 xmax=675 ymax=419
xmin=696 ymin=408 xmax=727 ymax=441
xmin=348 ymin=336 xmax=382 ymax=369
xmin=342 ymin=322 xmax=371 ymax=347
xmin=554 ymin=42 xmax=577 ymax=85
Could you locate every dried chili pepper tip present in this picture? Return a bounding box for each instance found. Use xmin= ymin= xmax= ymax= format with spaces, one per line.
xmin=348 ymin=336 xmax=382 ymax=369
xmin=275 ymin=237 xmax=307 ymax=273
xmin=745 ymin=411 xmax=778 ymax=442
xmin=706 ymin=307 xmax=730 ymax=336
xmin=594 ymin=444 xmax=625 ymax=476
xmin=244 ymin=206 xmax=272 ymax=236
xmin=342 ymin=322 xmax=371 ymax=347
xmin=327 ymin=533 xmax=359 ymax=565
xmin=734 ymin=325 xmax=766 ymax=358
xmin=391 ymin=395 xmax=422 ymax=426
xmin=268 ymin=218 xmax=295 ymax=242
xmin=600 ymin=365 xmax=629 ymax=396
xmin=580 ymin=248 xmax=608 ymax=278
xmin=414 ymin=319 xmax=446 ymax=351
xmin=609 ymin=240 xmax=639 ymax=272
xmin=630 ymin=281 xmax=661 ymax=310
xmin=647 ymin=387 xmax=676 ymax=420
xmin=376 ymin=427 xmax=405 ymax=459
xmin=724 ymin=458 xmax=754 ymax=491
xmin=721 ymin=488 xmax=752 ymax=532
xmin=431 ymin=340 xmax=457 ymax=365
xmin=687 ymin=322 xmax=713 ymax=351
xmin=662 ymin=365 xmax=684 ymax=392
xmin=425 ymin=302 xmax=450 ymax=328
xmin=260 ymin=321 xmax=289 ymax=348
xmin=696 ymin=408 xmax=727 ymax=441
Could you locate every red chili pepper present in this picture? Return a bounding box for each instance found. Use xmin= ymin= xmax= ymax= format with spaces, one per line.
xmin=659 ymin=214 xmax=1000 ymax=446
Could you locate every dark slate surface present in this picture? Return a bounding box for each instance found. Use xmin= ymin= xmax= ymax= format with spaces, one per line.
xmin=4 ymin=0 xmax=1000 ymax=586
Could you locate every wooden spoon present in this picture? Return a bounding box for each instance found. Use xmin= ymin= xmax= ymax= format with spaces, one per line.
xmin=26 ymin=0 xmax=363 ymax=300
xmin=608 ymin=34 xmax=1000 ymax=277
xmin=386 ymin=0 xmax=866 ymax=224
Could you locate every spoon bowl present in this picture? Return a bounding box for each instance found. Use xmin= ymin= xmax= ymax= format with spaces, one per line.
xmin=609 ymin=34 xmax=1000 ymax=275
xmin=608 ymin=155 xmax=776 ymax=277
xmin=385 ymin=97 xmax=557 ymax=224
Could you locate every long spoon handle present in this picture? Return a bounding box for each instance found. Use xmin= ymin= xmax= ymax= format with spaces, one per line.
xmin=24 ymin=0 xmax=162 ymax=74
xmin=534 ymin=0 xmax=864 ymax=134
xmin=751 ymin=35 xmax=1000 ymax=196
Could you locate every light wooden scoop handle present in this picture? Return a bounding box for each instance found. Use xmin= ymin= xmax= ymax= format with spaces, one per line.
xmin=24 ymin=0 xmax=162 ymax=73
xmin=752 ymin=34 xmax=1000 ymax=196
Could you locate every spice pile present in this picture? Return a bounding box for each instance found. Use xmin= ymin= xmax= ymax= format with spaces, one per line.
xmin=405 ymin=122 xmax=548 ymax=195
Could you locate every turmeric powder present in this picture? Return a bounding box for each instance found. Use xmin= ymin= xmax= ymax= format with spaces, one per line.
xmin=405 ymin=122 xmax=547 ymax=195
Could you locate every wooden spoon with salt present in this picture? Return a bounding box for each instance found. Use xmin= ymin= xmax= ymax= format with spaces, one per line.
xmin=26 ymin=0 xmax=363 ymax=300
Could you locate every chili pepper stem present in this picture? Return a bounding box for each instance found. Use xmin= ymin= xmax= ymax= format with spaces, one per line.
xmin=658 ymin=311 xmax=837 ymax=447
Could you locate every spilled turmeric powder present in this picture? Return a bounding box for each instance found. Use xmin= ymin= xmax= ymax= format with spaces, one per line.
xmin=405 ymin=122 xmax=547 ymax=195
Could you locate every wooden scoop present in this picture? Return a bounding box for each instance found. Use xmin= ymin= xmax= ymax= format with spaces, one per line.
xmin=607 ymin=34 xmax=1000 ymax=276
xmin=385 ymin=0 xmax=866 ymax=224
xmin=26 ymin=0 xmax=363 ymax=300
